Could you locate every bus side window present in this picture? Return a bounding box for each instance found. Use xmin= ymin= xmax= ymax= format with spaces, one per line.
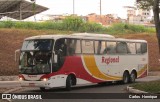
xmin=67 ymin=39 xmax=75 ymax=55
xmin=82 ymin=40 xmax=94 ymax=54
xmin=94 ymin=41 xmax=106 ymax=55
xmin=94 ymin=41 xmax=99 ymax=54
xmin=100 ymin=41 xmax=106 ymax=54
xmin=106 ymin=42 xmax=116 ymax=54
xmin=141 ymin=43 xmax=147 ymax=54
xmin=136 ymin=43 xmax=141 ymax=54
xmin=127 ymin=43 xmax=136 ymax=54
xmin=66 ymin=39 xmax=81 ymax=55
xmin=117 ymin=42 xmax=128 ymax=54
xmin=136 ymin=43 xmax=147 ymax=54
xmin=55 ymin=38 xmax=67 ymax=56
xmin=75 ymin=40 xmax=81 ymax=54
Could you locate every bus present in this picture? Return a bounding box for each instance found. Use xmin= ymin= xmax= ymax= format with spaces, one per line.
xmin=16 ymin=33 xmax=148 ymax=91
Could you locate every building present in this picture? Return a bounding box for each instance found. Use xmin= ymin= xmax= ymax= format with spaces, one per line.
xmin=41 ymin=14 xmax=66 ymax=22
xmin=128 ymin=15 xmax=143 ymax=24
xmin=127 ymin=9 xmax=136 ymax=17
xmin=86 ymin=13 xmax=122 ymax=26
xmin=137 ymin=9 xmax=151 ymax=23
xmin=127 ymin=8 xmax=151 ymax=24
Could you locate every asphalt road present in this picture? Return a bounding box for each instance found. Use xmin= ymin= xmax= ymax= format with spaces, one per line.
xmin=9 ymin=82 xmax=160 ymax=102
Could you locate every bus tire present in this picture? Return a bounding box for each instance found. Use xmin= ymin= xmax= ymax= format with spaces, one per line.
xmin=66 ymin=75 xmax=73 ymax=91
xmin=130 ymin=71 xmax=136 ymax=83
xmin=40 ymin=87 xmax=46 ymax=91
xmin=123 ymin=71 xmax=130 ymax=84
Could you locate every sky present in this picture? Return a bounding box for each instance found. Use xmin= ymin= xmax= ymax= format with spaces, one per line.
xmin=26 ymin=0 xmax=136 ymax=20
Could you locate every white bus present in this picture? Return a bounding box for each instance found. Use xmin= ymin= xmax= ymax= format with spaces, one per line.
xmin=17 ymin=33 xmax=148 ymax=91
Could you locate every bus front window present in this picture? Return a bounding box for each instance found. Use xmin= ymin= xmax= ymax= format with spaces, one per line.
xmin=19 ymin=39 xmax=53 ymax=74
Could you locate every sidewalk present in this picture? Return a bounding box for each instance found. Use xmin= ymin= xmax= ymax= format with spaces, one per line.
xmin=148 ymin=71 xmax=160 ymax=76
xmin=136 ymin=76 xmax=160 ymax=82
xmin=134 ymin=71 xmax=160 ymax=82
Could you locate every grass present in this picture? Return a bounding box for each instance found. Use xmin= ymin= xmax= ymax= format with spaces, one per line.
xmin=106 ymin=23 xmax=156 ymax=34
xmin=130 ymin=81 xmax=160 ymax=93
xmin=0 ymin=16 xmax=156 ymax=35
xmin=0 ymin=28 xmax=75 ymax=36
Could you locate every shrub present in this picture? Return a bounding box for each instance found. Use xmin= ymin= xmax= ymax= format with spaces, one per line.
xmin=62 ymin=16 xmax=84 ymax=31
xmin=1 ymin=21 xmax=14 ymax=28
xmin=106 ymin=23 xmax=155 ymax=34
xmin=79 ymin=22 xmax=105 ymax=33
xmin=0 ymin=19 xmax=155 ymax=34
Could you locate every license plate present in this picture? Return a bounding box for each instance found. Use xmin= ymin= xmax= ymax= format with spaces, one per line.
xmin=29 ymin=83 xmax=35 ymax=86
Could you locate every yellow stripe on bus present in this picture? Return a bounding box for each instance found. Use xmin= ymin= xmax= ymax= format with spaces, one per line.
xmin=137 ymin=65 xmax=147 ymax=77
xmin=83 ymin=55 xmax=121 ymax=81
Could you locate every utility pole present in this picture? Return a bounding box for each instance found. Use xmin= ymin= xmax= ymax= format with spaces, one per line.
xmin=100 ymin=0 xmax=102 ymax=24
xmin=100 ymin=0 xmax=101 ymax=16
xmin=19 ymin=2 xmax=22 ymax=20
xmin=31 ymin=0 xmax=36 ymax=21
xmin=73 ymin=0 xmax=75 ymax=15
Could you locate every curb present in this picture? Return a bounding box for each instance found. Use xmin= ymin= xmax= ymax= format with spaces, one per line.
xmin=127 ymin=86 xmax=148 ymax=94
xmin=3 ymin=87 xmax=22 ymax=102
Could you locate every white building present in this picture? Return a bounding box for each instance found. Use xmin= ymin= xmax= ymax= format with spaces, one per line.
xmin=128 ymin=15 xmax=144 ymax=24
xmin=128 ymin=9 xmax=151 ymax=24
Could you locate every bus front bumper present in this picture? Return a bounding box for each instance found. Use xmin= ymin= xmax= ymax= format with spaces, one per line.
xmin=20 ymin=81 xmax=51 ymax=88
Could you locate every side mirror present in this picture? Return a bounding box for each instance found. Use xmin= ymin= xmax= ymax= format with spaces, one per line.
xmin=15 ymin=49 xmax=20 ymax=62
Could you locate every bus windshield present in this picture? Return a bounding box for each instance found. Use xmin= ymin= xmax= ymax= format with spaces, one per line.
xmin=21 ymin=39 xmax=53 ymax=51
xmin=19 ymin=39 xmax=54 ymax=75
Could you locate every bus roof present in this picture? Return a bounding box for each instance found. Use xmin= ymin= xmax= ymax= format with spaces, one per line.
xmin=25 ymin=33 xmax=147 ymax=43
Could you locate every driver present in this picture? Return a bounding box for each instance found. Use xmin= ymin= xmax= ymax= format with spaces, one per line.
xmin=34 ymin=51 xmax=50 ymax=64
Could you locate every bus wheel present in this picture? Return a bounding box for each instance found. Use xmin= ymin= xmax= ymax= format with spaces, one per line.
xmin=130 ymin=72 xmax=136 ymax=83
xmin=40 ymin=87 xmax=46 ymax=91
xmin=123 ymin=71 xmax=130 ymax=84
xmin=66 ymin=75 xmax=73 ymax=91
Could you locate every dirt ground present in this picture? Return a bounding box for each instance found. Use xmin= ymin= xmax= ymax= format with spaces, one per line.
xmin=0 ymin=29 xmax=159 ymax=76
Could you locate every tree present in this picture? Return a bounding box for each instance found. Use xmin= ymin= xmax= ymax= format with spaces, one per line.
xmin=137 ymin=0 xmax=160 ymax=52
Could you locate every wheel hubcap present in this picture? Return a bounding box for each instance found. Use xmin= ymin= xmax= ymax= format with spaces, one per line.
xmin=124 ymin=76 xmax=128 ymax=83
xmin=131 ymin=74 xmax=135 ymax=82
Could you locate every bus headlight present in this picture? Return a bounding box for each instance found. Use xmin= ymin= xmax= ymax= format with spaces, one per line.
xmin=19 ymin=77 xmax=24 ymax=81
xmin=41 ymin=78 xmax=48 ymax=81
